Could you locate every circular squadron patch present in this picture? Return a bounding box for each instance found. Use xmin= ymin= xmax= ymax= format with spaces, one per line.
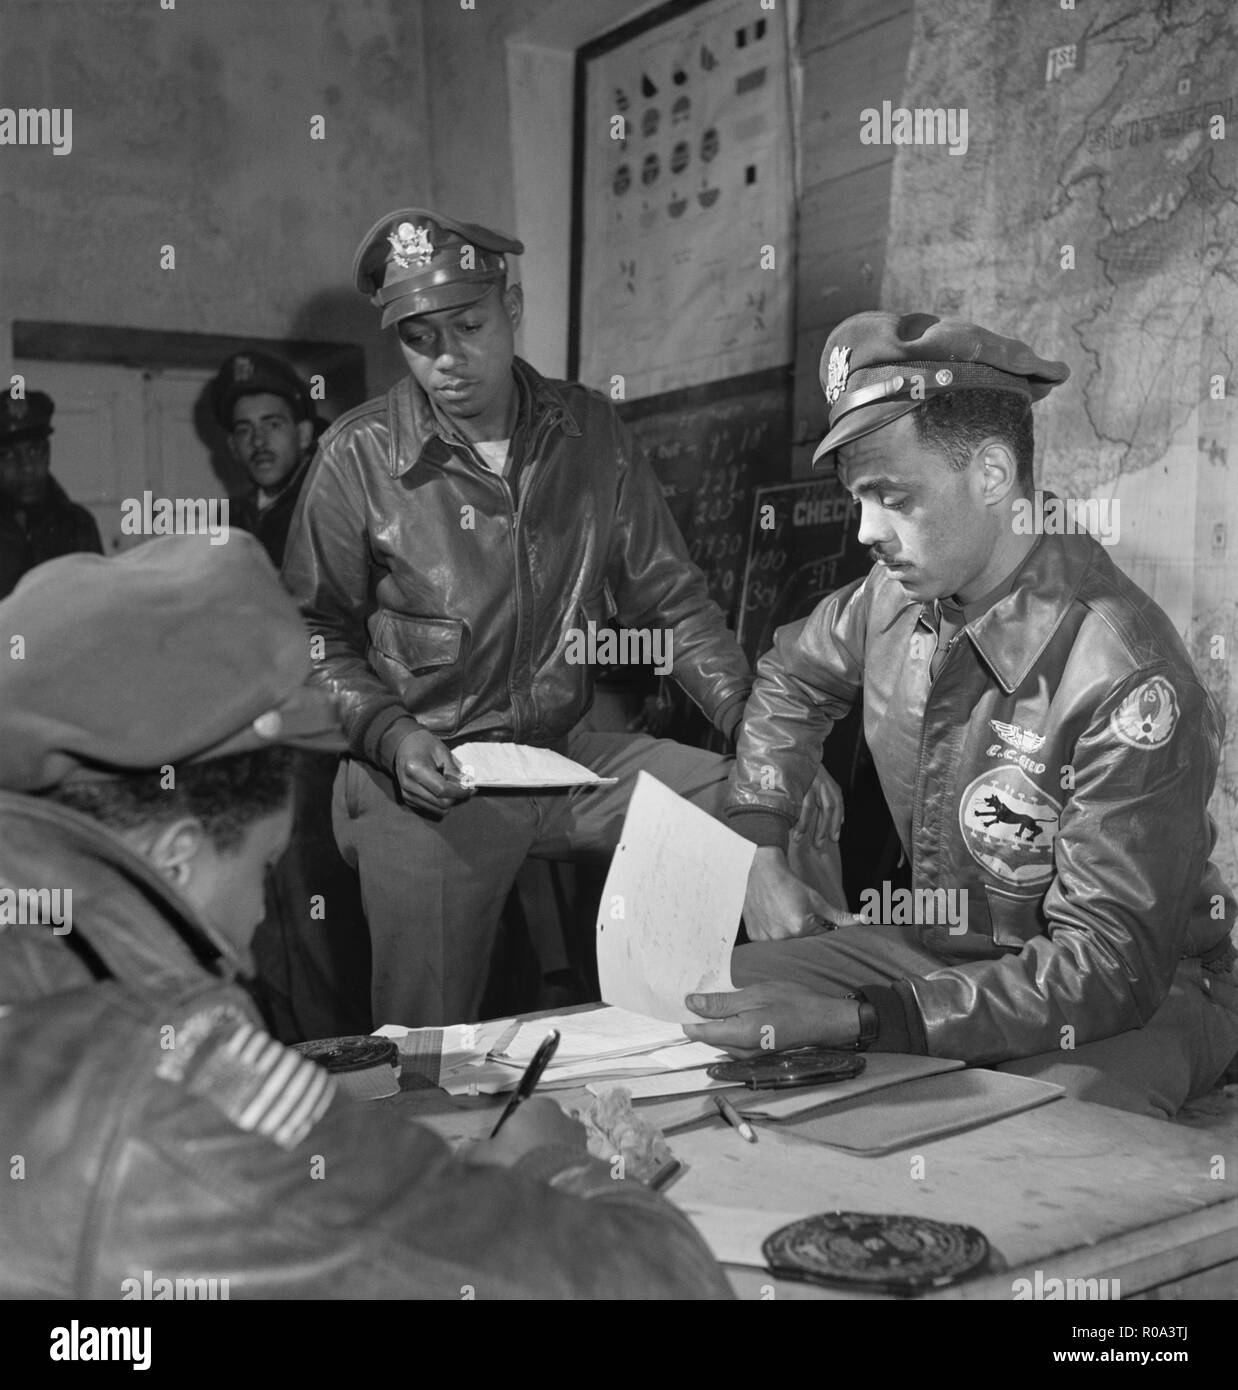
xmin=762 ymin=1211 xmax=991 ymax=1295
xmin=1109 ymin=675 xmax=1178 ymax=750
xmin=959 ymin=765 xmax=1060 ymax=887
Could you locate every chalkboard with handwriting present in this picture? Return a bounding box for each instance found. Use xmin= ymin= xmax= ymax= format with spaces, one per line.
xmin=620 ymin=374 xmax=790 ymax=626
xmin=737 ymin=477 xmax=873 ymax=665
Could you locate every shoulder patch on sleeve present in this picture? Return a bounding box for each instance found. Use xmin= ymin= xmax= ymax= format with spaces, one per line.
xmin=1109 ymin=675 xmax=1178 ymax=750
xmin=157 ymin=1010 xmax=335 ymax=1150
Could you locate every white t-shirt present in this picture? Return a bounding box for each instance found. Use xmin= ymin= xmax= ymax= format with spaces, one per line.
xmin=473 ymin=438 xmax=511 ymax=475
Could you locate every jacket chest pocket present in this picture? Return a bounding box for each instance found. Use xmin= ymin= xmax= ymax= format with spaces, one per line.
xmin=983 ymin=885 xmax=1046 ymax=950
xmin=370 ymin=613 xmax=468 ymax=729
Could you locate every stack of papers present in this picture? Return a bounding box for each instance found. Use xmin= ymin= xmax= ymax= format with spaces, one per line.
xmin=450 ymin=742 xmax=617 ymax=788
xmin=376 ymin=1006 xmax=727 ymax=1095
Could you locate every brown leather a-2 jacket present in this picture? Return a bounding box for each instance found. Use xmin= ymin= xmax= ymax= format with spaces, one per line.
xmin=281 ymin=359 xmax=751 ymax=771
xmin=0 ymin=793 xmax=731 ymax=1299
xmin=729 ymin=529 xmax=1235 ymax=1064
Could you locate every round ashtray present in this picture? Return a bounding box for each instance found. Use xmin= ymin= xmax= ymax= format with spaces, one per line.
xmin=292 ymin=1036 xmax=399 ymax=1073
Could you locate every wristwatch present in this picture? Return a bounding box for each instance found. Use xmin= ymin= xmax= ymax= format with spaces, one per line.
xmin=845 ymin=991 xmax=880 ymax=1051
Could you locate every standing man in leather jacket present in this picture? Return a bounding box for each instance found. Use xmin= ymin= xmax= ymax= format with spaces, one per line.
xmin=282 ymin=207 xmax=839 ymax=1028
xmin=0 ymin=535 xmax=732 ymax=1300
xmin=685 ymin=312 xmax=1238 ymax=1117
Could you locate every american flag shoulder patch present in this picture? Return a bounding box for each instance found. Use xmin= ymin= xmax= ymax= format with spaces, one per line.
xmin=159 ymin=1010 xmax=336 ymax=1151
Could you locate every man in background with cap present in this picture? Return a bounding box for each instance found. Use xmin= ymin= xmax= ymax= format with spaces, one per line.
xmin=283 ymin=207 xmax=839 ymax=1028
xmin=213 ymin=349 xmax=320 ymax=569
xmin=211 ymin=349 xmax=371 ymax=1044
xmin=0 ymin=535 xmax=731 ymax=1300
xmin=687 ymin=311 xmax=1238 ymax=1118
xmin=0 ymin=390 xmax=102 ymax=599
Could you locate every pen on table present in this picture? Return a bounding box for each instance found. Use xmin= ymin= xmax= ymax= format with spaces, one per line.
xmin=713 ymin=1093 xmax=757 ymax=1143
xmin=489 ymin=1028 xmax=561 ymax=1137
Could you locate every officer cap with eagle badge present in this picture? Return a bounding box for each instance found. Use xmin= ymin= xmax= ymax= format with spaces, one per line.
xmin=0 ymin=390 xmax=55 ymax=446
xmin=352 ymin=207 xmax=524 ymax=328
xmin=812 ymin=311 xmax=1070 ymax=466
xmin=211 ymin=350 xmax=313 ymax=429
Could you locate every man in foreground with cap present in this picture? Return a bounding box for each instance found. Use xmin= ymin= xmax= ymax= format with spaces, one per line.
xmin=0 ymin=389 xmax=102 ymax=598
xmin=214 ymin=349 xmax=320 ymax=568
xmin=283 ymin=208 xmax=838 ymax=1027
xmin=686 ymin=311 xmax=1238 ymax=1117
xmin=0 ymin=535 xmax=731 ymax=1299
xmin=212 ymin=349 xmax=371 ymax=1044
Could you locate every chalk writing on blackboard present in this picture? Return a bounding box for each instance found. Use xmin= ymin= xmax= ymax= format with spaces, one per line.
xmin=622 ymin=380 xmax=789 ymax=624
xmin=737 ymin=477 xmax=871 ymax=665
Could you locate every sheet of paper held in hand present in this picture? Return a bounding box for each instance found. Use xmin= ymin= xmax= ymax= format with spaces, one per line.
xmin=451 ymin=742 xmax=618 ymax=788
xmin=596 ymin=771 xmax=754 ymax=1024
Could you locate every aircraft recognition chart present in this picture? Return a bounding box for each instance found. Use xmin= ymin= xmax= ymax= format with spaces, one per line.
xmin=577 ymin=0 xmax=795 ymax=400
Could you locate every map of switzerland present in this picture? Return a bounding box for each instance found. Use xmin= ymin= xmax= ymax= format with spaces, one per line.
xmin=882 ymin=0 xmax=1238 ymax=883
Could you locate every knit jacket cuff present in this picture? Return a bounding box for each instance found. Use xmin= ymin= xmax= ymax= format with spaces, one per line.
xmin=714 ymin=692 xmax=749 ymax=743
xmin=725 ymin=809 xmax=794 ymax=851
xmin=369 ymin=711 xmax=423 ymax=773
xmin=862 ymin=981 xmax=928 ymax=1054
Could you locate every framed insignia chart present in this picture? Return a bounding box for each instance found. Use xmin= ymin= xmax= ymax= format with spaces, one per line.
xmin=570 ymin=0 xmax=795 ymax=400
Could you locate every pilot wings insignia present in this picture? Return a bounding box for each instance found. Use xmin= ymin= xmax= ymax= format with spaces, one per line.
xmin=990 ymin=720 xmax=1046 ymax=755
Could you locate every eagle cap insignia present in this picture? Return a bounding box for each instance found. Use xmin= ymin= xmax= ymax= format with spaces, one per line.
xmin=388 ymin=221 xmax=435 ymax=269
xmin=825 ymin=345 xmax=851 ymax=406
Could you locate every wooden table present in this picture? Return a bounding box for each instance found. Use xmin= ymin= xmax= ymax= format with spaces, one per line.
xmin=384 ymin=1022 xmax=1237 ymax=1300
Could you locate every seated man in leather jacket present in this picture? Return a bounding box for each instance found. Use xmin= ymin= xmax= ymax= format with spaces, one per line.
xmin=0 ymin=535 xmax=731 ymax=1299
xmin=686 ymin=312 xmax=1238 ymax=1119
xmin=282 ymin=206 xmax=838 ymax=1029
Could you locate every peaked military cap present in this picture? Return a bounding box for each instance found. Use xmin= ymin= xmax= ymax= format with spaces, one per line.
xmin=352 ymin=207 xmax=524 ymax=328
xmin=0 ymin=390 xmax=55 ymax=446
xmin=212 ymin=351 xmax=312 ymax=428
xmin=812 ymin=312 xmax=1070 ymax=465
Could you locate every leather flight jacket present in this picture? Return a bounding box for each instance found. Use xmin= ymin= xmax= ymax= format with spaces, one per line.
xmin=0 ymin=793 xmax=732 ymax=1299
xmin=729 ymin=528 xmax=1236 ymax=1064
xmin=281 ymin=358 xmax=751 ymax=772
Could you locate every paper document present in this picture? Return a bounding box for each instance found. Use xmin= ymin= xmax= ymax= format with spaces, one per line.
xmin=499 ymin=1005 xmax=689 ymax=1065
xmin=451 ymin=742 xmax=617 ymax=788
xmin=598 ymin=1066 xmax=733 ymax=1100
xmin=374 ymin=1019 xmax=514 ymax=1087
xmin=377 ymin=1007 xmax=728 ymax=1095
xmin=597 ymin=772 xmax=753 ymax=1022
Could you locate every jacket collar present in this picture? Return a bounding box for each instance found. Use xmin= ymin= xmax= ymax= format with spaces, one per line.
xmin=243 ymin=454 xmax=311 ymax=513
xmin=881 ymin=525 xmax=1104 ymax=694
xmin=385 ymin=356 xmax=582 ymax=479
xmin=0 ymin=791 xmax=245 ymax=999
